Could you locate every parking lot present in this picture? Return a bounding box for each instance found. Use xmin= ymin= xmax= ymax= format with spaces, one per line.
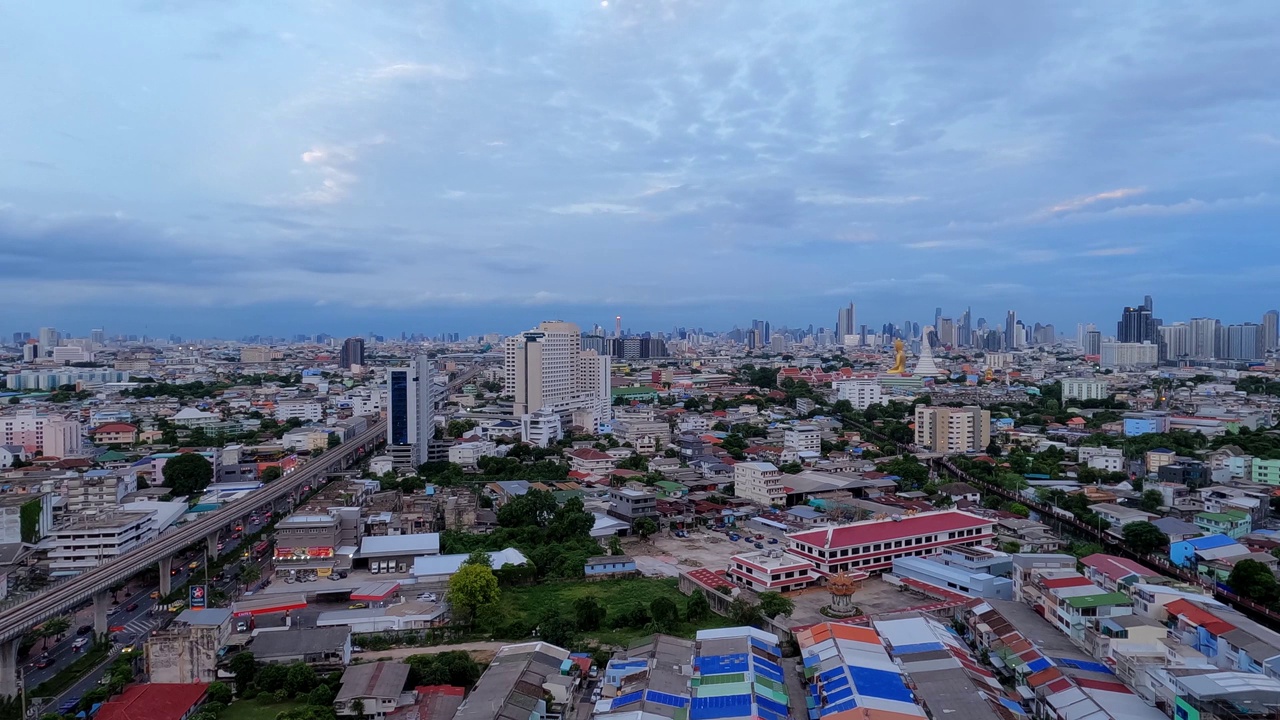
xmin=627 ymin=529 xmax=752 ymax=576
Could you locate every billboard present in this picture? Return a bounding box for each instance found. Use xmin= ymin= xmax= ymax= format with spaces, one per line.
xmin=190 ymin=584 xmax=207 ymax=610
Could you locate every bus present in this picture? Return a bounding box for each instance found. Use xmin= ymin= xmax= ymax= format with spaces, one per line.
xmin=253 ymin=540 xmax=272 ymax=560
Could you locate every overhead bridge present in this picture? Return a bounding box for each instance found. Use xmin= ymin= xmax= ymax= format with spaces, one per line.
xmin=0 ymin=418 xmax=386 ymax=697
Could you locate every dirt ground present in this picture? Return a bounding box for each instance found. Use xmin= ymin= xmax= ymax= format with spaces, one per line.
xmin=784 ymin=577 xmax=938 ymax=625
xmin=625 ymin=529 xmax=747 ymax=577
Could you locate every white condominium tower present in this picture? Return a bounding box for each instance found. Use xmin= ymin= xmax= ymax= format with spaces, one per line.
xmin=505 ymin=321 xmax=611 ymax=430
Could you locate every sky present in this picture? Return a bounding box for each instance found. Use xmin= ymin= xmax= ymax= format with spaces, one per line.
xmin=2 ymin=1 xmax=1279 ymax=338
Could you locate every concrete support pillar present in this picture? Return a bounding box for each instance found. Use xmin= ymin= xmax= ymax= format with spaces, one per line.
xmin=0 ymin=637 xmax=17 ymax=699
xmin=93 ymin=590 xmax=110 ymax=636
xmin=206 ymin=531 xmax=220 ymax=559
xmin=158 ymin=556 xmax=173 ymax=597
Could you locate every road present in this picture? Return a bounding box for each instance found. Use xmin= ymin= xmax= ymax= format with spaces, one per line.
xmin=23 ymin=514 xmax=275 ymax=699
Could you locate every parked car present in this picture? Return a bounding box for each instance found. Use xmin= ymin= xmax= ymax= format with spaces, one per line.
xmin=754 ymin=542 xmax=763 ymax=549
xmin=728 ymin=533 xmax=740 ymax=541
xmin=76 ymin=624 xmax=93 ymax=636
xmin=767 ymin=538 xmax=779 ymax=544
xmin=348 ymin=602 xmax=367 ymax=609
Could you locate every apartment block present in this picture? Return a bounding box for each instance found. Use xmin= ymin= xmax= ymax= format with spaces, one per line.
xmin=733 ymin=461 xmax=786 ymax=506
xmin=1062 ymin=378 xmax=1109 ymax=401
xmin=832 ymin=376 xmax=884 ymax=410
xmin=913 ymin=405 xmax=991 ymax=453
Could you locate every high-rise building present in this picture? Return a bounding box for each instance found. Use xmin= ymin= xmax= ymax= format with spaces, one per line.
xmin=935 ymin=318 xmax=955 ymax=347
xmin=38 ymin=327 xmax=58 ymax=357
xmin=957 ymin=308 xmax=971 ymax=348
xmin=1004 ymin=311 xmax=1017 ymax=349
xmin=1083 ymin=330 xmax=1102 ymax=356
xmin=1100 ymin=341 xmax=1159 ymax=369
xmin=1189 ymin=318 xmax=1220 ymax=359
xmin=386 ymin=355 xmax=440 ymax=469
xmin=1263 ymin=310 xmax=1279 ymax=353
xmin=914 ymin=406 xmax=991 ymax=453
xmin=90 ymin=329 xmax=105 ymax=346
xmin=1226 ymin=323 xmax=1263 ymax=360
xmin=506 ymin=320 xmax=613 ymax=431
xmin=1159 ymin=323 xmax=1192 ymax=360
xmin=339 ymin=337 xmax=365 ymax=369
xmin=836 ymin=303 xmax=856 ymax=342
xmin=580 ymin=333 xmax=607 ymax=355
xmin=1117 ymin=303 xmax=1155 ymax=344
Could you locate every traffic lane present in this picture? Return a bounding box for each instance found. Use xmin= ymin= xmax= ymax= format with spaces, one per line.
xmin=25 ymin=589 xmax=158 ymax=687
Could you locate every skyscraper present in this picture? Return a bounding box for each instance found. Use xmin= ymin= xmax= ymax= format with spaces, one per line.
xmin=1189 ymin=318 xmax=1219 ymax=359
xmin=957 ymin=307 xmax=971 ymax=348
xmin=1117 ymin=303 xmax=1155 ymax=344
xmin=339 ymin=337 xmax=365 ymax=369
xmin=387 ymin=355 xmax=440 ymax=469
xmin=1004 ymin=311 xmax=1017 ymax=349
xmin=1083 ymin=330 xmax=1102 ymax=356
xmin=1226 ymin=323 xmax=1263 ymax=360
xmin=1264 ymin=310 xmax=1279 ymax=352
xmin=506 ymin=320 xmax=613 ymax=431
xmin=38 ymin=327 xmax=58 ymax=357
xmin=1159 ymin=323 xmax=1192 ymax=360
xmin=90 ymin=329 xmax=105 ymax=346
xmin=836 ymin=303 xmax=856 ymax=342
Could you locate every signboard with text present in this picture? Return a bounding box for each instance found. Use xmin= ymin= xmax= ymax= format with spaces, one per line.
xmin=190 ymin=584 xmax=206 ymax=610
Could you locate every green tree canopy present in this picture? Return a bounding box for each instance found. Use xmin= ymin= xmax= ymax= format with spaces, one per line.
xmin=261 ymin=466 xmax=283 ymax=483
xmin=686 ymin=589 xmax=711 ymax=622
xmin=1122 ymin=522 xmax=1168 ymax=556
xmin=164 ymin=452 xmax=214 ymax=497
xmin=649 ymin=597 xmax=679 ymax=632
xmin=1228 ymin=558 xmax=1279 ymax=604
xmin=573 ymin=596 xmax=607 ymax=631
xmin=448 ymin=563 xmax=500 ymax=620
xmin=727 ymin=596 xmax=762 ymax=626
xmin=633 ymin=517 xmax=658 ymax=539
xmin=758 ymin=591 xmax=794 ymax=619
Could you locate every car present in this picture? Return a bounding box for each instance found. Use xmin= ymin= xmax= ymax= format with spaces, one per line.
xmin=348 ymin=602 xmax=367 ymax=609
xmin=589 ymin=666 xmax=599 ymax=678
xmin=35 ymin=656 xmax=53 ymax=669
xmin=235 ymin=524 xmax=244 ymax=532
xmin=754 ymin=534 xmax=764 ymax=540
xmin=767 ymin=538 xmax=779 ymax=544
xmin=754 ymin=542 xmax=763 ymax=549
xmin=76 ymin=624 xmax=93 ymax=636
xmin=72 ymin=637 xmax=89 ymax=651
xmin=351 ymin=645 xmax=365 ymax=653
xmin=150 ymin=591 xmax=161 ymax=599
xmin=188 ymin=561 xmax=199 ymax=570
xmin=728 ymin=534 xmax=740 ymax=541
xmin=235 ymin=621 xmax=250 ymax=632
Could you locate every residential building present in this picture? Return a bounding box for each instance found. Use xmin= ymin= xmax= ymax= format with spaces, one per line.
xmin=1062 ymin=378 xmax=1109 ymax=401
xmin=1100 ymin=341 xmax=1158 ymax=368
xmin=1195 ymin=510 xmax=1251 ymax=539
xmin=339 ymin=337 xmax=365 ymax=370
xmin=583 ymin=555 xmax=638 ymax=579
xmin=250 ymin=626 xmax=351 ymax=667
xmin=564 ymin=448 xmax=616 ymax=475
xmin=1080 ymin=554 xmax=1151 ymax=593
xmin=1125 ymin=413 xmax=1170 ymax=437
xmin=170 ymin=407 xmax=220 ymax=428
xmin=46 ymin=509 xmax=156 ymax=576
xmin=1077 ymin=446 xmax=1123 ymax=472
xmin=609 ymin=487 xmax=658 ymax=524
xmin=65 ymin=469 xmax=137 ymax=513
xmin=832 ymin=376 xmax=884 ymax=410
xmin=1145 ymin=448 xmax=1178 ymax=473
xmin=275 ymin=400 xmax=324 ymax=423
xmin=1041 ymin=573 xmax=1134 ymax=643
xmin=505 ymin=321 xmax=611 ymax=430
xmin=1253 ymin=458 xmax=1280 ymax=485
xmin=733 ymin=461 xmax=785 ymax=506
xmin=0 ymin=411 xmax=83 ymax=457
xmin=1090 ymin=503 xmax=1159 ymax=530
xmin=1010 ymin=554 xmax=1077 ymax=604
xmin=728 ymin=549 xmax=819 ymax=593
xmin=520 ymin=407 xmax=562 ymax=448
xmin=94 ymin=683 xmax=209 ymax=720
xmin=446 ymin=438 xmax=496 ymax=467
xmin=387 ymin=355 xmax=440 ymax=469
xmin=454 ymin=641 xmax=574 ymax=720
xmin=913 ymin=405 xmax=991 ymax=453
xmin=795 ymin=623 xmax=928 ymax=720
xmin=239 ymin=347 xmax=282 ymax=363
xmin=891 ymin=554 xmax=1012 ymax=599
xmin=785 ymin=509 xmax=996 ymax=575
xmin=783 ymin=424 xmax=820 ymax=454
xmin=333 ymin=662 xmax=412 ymax=719
xmin=88 ymin=422 xmax=138 ymax=446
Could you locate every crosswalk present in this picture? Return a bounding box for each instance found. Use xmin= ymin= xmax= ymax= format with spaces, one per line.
xmin=114 ymin=617 xmax=157 ymax=639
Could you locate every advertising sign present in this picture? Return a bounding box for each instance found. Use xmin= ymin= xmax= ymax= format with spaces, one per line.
xmin=190 ymin=584 xmax=207 ymax=610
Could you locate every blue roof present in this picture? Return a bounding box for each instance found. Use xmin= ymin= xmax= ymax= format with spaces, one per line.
xmin=1052 ymin=657 xmax=1112 ymax=674
xmin=1185 ymin=534 xmax=1237 ymax=550
xmin=848 ymin=666 xmax=914 ymax=704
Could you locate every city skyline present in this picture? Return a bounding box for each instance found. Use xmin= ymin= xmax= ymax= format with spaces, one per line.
xmin=3 ymin=3 xmax=1279 ymax=334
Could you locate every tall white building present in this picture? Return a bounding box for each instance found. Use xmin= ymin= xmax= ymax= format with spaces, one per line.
xmin=836 ymin=303 xmax=856 ymax=342
xmin=1100 ymin=341 xmax=1159 ymax=369
xmin=1264 ymin=310 xmax=1279 ymax=353
xmin=38 ymin=327 xmax=59 ymax=357
xmin=1189 ymin=318 xmax=1220 ymax=359
xmin=1159 ymin=323 xmax=1192 ymax=360
xmin=783 ymin=425 xmax=821 ymax=454
xmin=386 ymin=355 xmax=441 ymax=469
xmin=1061 ymin=378 xmax=1109 ymax=402
xmin=733 ymin=461 xmax=785 ymax=506
xmin=833 ymin=376 xmax=884 ymax=410
xmin=505 ymin=321 xmax=611 ymax=431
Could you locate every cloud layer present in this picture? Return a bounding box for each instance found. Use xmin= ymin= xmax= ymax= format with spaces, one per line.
xmin=1 ymin=1 xmax=1278 ymax=335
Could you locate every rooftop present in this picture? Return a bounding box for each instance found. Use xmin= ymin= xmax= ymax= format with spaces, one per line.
xmin=336 ymin=661 xmax=412 ymax=702
xmin=250 ymin=626 xmax=350 ymax=658
xmin=788 ymin=510 xmax=991 ymax=549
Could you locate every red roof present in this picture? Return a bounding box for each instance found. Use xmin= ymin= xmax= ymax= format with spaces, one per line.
xmin=91 ymin=423 xmax=138 ymax=434
xmin=1075 ymin=677 xmax=1132 ymax=694
xmin=1081 ymin=554 xmax=1150 ymax=582
xmin=96 ymin=683 xmax=208 ymax=720
xmin=788 ymin=510 xmax=992 ymax=549
xmin=566 ymin=448 xmax=613 ymax=461
xmin=1166 ymin=598 xmax=1236 ymax=636
xmin=566 ymin=470 xmax=593 ymax=480
xmin=1042 ymin=576 xmax=1093 ymax=589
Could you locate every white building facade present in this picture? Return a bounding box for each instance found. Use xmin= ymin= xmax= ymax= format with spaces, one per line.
xmin=734 ymin=461 xmax=785 ymax=506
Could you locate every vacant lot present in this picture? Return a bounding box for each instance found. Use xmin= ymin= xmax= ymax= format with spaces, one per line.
xmin=629 ymin=530 xmax=745 ymax=576
xmin=476 ymin=577 xmax=733 ymax=647
xmin=221 ymin=700 xmax=301 ymax=720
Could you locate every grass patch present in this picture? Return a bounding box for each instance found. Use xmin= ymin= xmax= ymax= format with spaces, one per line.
xmin=221 ymin=700 xmax=301 ymax=720
xmin=477 ymin=577 xmax=734 ymax=647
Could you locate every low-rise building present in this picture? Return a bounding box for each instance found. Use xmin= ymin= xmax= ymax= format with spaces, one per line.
xmin=583 ymin=555 xmax=638 ymax=579
xmin=1195 ymin=509 xmax=1251 ymax=539
xmin=333 ymin=661 xmax=412 ymax=719
xmin=733 ymin=461 xmax=785 ymax=507
xmin=783 ymin=425 xmax=821 ymax=454
xmin=728 ymin=549 xmax=819 ymax=593
xmin=608 ymin=487 xmax=658 ymax=524
xmin=46 ymin=509 xmax=155 ymax=576
xmin=250 ymin=626 xmax=351 ymax=667
xmin=784 ymin=509 xmax=996 ymax=576
xmin=454 ymin=641 xmax=574 ymax=720
xmin=146 ymin=608 xmax=234 ymax=684
xmin=88 ymin=423 xmax=138 ymax=446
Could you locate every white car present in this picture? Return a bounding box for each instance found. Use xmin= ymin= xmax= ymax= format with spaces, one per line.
xmin=417 ymin=593 xmax=438 ymax=602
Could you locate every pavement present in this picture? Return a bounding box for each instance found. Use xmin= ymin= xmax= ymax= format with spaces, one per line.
xmin=353 ymin=641 xmax=507 ymax=664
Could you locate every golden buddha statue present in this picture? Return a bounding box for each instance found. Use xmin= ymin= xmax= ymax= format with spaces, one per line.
xmin=886 ymin=338 xmax=907 ymax=374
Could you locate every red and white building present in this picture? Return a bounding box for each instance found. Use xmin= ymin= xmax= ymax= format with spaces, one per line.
xmin=784 ymin=510 xmax=996 ymax=576
xmin=565 ymin=448 xmax=618 ymax=474
xmin=727 ymin=549 xmax=820 ymax=593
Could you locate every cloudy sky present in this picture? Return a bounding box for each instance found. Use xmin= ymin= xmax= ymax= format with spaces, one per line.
xmin=2 ymin=1 xmax=1278 ymax=338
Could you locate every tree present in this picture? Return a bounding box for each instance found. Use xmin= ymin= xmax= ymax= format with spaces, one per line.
xmin=727 ymin=596 xmax=762 ymax=627
xmin=633 ymin=517 xmax=658 ymax=540
xmin=240 ymin=564 xmax=261 ymax=588
xmin=206 ymin=681 xmax=233 ymax=705
xmin=448 ymin=563 xmax=500 ymax=620
xmin=537 ymin=614 xmax=577 ymax=647
xmin=462 ymin=550 xmax=491 ymax=568
xmin=608 ymin=536 xmax=623 ymax=556
xmin=1228 ymin=559 xmax=1280 ymax=603
xmin=757 ymin=592 xmax=794 ymax=619
xmin=229 ymin=651 xmax=257 ymax=693
xmin=1139 ymin=489 xmax=1163 ymax=512
xmin=40 ymin=616 xmax=70 ymax=650
xmin=285 ymin=662 xmax=318 ymax=697
xmin=1122 ymin=521 xmax=1168 ymax=556
xmin=649 ymin=597 xmax=679 ymax=631
xmin=573 ymin=597 xmax=606 ymax=631
xmin=1006 ymin=503 xmax=1030 ymax=518
xmin=686 ymin=589 xmax=711 ymax=622
xmin=164 ymin=452 xmax=214 ymax=497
